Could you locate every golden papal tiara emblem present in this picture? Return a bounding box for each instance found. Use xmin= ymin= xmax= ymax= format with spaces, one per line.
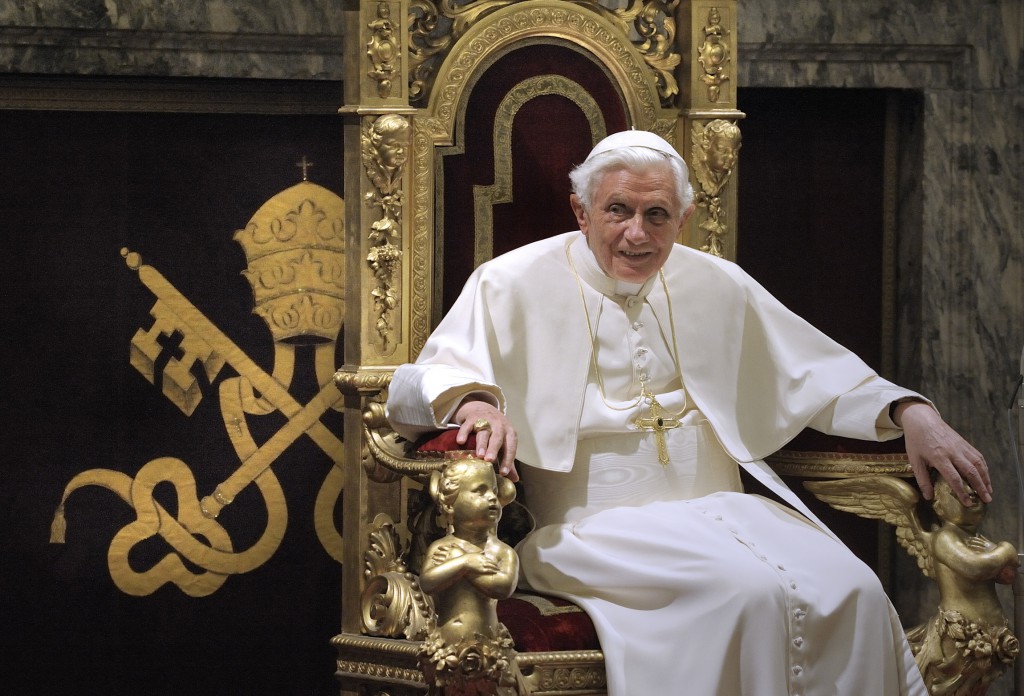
xmin=51 ymin=168 xmax=347 ymax=597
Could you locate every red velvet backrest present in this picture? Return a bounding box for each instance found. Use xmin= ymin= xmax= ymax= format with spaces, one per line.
xmin=438 ymin=42 xmax=629 ymax=313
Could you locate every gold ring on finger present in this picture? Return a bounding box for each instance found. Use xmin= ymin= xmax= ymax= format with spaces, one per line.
xmin=473 ymin=418 xmax=492 ymax=432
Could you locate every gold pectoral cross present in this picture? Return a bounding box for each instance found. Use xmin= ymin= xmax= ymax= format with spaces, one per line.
xmin=633 ymin=387 xmax=681 ymax=466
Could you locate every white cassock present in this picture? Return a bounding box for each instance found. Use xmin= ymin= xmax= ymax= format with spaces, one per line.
xmin=387 ymin=232 xmax=928 ymax=696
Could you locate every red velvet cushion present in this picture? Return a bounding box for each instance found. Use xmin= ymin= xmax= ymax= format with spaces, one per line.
xmin=497 ymin=593 xmax=600 ymax=653
xmin=415 ymin=429 xmax=477 ymax=458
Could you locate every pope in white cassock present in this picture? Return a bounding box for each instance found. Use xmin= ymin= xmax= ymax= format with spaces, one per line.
xmin=386 ymin=130 xmax=992 ymax=696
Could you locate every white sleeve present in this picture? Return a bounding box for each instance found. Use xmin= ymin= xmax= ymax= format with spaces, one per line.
xmin=385 ymin=264 xmax=508 ymax=441
xmin=386 ymin=363 xmax=504 ymax=441
xmin=807 ymin=374 xmax=934 ymax=442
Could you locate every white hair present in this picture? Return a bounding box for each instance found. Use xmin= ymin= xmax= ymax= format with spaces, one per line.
xmin=569 ymin=146 xmax=695 ymax=212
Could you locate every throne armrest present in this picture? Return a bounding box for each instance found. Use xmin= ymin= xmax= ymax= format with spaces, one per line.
xmin=767 ymin=432 xmax=1020 ymax=694
xmin=346 ymin=419 xmax=606 ymax=695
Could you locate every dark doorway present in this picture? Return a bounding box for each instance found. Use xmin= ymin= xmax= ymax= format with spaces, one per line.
xmin=736 ymin=87 xmax=923 ymax=589
xmin=737 ymin=87 xmax=899 ymax=374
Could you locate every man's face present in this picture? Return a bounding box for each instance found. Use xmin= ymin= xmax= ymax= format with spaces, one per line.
xmin=571 ymin=165 xmax=694 ymax=283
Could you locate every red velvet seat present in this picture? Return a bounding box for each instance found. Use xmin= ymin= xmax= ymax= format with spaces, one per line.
xmin=498 ymin=594 xmax=601 ymax=653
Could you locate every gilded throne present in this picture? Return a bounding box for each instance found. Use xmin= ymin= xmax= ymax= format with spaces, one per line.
xmin=332 ymin=1 xmax=1017 ymax=695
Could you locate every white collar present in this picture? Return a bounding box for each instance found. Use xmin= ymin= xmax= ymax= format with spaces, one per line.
xmin=568 ymin=232 xmax=658 ymax=299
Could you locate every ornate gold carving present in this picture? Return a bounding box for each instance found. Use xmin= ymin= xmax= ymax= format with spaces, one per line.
xmin=421 ymin=632 xmax=519 ymax=695
xmin=424 ymin=2 xmax=667 ymax=132
xmin=234 ymin=181 xmax=346 ymax=343
xmin=767 ymin=449 xmax=913 ymax=478
xmin=336 ymin=658 xmax=426 ymax=685
xmin=473 ymin=74 xmax=607 ymax=266
xmin=334 ymin=636 xmax=608 ymax=692
xmin=418 ymin=459 xmax=521 ymax=694
xmin=616 ymin=0 xmax=681 ymax=103
xmin=362 ymin=514 xmax=437 ymax=640
xmin=514 ymin=650 xmax=608 ymax=690
xmin=515 ymin=649 xmax=606 ymax=665
xmin=367 ymin=2 xmax=401 ymax=98
xmin=531 ymin=664 xmax=607 ymax=691
xmin=49 ymin=183 xmax=348 ymax=596
xmin=333 ymin=634 xmax=428 ymax=690
xmin=334 ymin=367 xmax=394 ymax=395
xmin=408 ymin=0 xmax=680 ymax=107
xmin=910 ymin=611 xmax=1019 ymax=696
xmin=333 ymin=633 xmax=426 ymax=656
xmin=690 ymin=118 xmax=741 ymax=257
xmin=806 ymin=476 xmax=1020 ymax=694
xmin=697 ymin=7 xmax=731 ymax=103
xmin=365 ymin=423 xmax=447 ymax=482
xmin=363 ymin=114 xmax=411 ymax=354
xmin=409 ymin=122 xmax=437 ymax=357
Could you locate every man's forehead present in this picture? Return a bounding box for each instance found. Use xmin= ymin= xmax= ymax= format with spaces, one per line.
xmin=596 ymin=168 xmax=679 ymax=203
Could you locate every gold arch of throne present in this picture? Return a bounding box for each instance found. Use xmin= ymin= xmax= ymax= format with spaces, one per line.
xmin=407 ymin=1 xmax=682 ymax=353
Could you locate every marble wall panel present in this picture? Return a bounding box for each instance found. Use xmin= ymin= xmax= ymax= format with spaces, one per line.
xmin=0 ymin=0 xmax=344 ymax=80
xmin=0 ymin=0 xmax=345 ymax=34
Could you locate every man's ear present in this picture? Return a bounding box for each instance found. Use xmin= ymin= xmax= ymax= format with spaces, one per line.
xmin=679 ymin=203 xmax=696 ymax=231
xmin=570 ymin=194 xmax=589 ymax=235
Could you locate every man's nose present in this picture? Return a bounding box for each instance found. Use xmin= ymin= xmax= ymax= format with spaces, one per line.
xmin=623 ymin=213 xmax=648 ymax=242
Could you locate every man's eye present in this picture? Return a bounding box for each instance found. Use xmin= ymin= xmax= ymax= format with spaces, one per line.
xmin=608 ymin=204 xmax=628 ymax=218
xmin=647 ymin=210 xmax=670 ymax=224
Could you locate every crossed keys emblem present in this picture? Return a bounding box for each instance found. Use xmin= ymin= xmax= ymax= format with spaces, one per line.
xmin=50 ymin=179 xmax=347 ymax=597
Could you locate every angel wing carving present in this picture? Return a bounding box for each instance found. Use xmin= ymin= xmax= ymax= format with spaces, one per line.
xmin=805 ymin=476 xmax=933 ymax=577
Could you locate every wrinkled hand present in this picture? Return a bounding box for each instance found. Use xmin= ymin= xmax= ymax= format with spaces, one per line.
xmin=896 ymin=402 xmax=992 ymax=505
xmin=454 ymin=399 xmax=519 ymax=482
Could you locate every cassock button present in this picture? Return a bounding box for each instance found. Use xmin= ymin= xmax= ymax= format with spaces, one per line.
xmin=792 ymin=666 xmax=803 ymax=676
xmin=793 ymin=637 xmax=804 ymax=648
xmin=632 ymin=320 xmax=644 ymax=330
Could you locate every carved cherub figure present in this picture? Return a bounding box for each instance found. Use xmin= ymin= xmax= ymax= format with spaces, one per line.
xmin=807 ymin=475 xmax=1020 ymax=696
xmin=691 ymin=118 xmax=741 ymax=198
xmin=361 ymin=113 xmax=410 ymax=195
xmin=420 ymin=457 xmax=519 ymax=645
xmin=418 ymin=458 xmax=522 ymax=695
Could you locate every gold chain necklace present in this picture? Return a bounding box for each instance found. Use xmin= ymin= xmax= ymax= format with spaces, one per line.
xmin=566 ymin=242 xmax=688 ymax=467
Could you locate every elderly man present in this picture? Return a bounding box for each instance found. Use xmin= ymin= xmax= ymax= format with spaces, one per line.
xmin=386 ymin=130 xmax=990 ymax=695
